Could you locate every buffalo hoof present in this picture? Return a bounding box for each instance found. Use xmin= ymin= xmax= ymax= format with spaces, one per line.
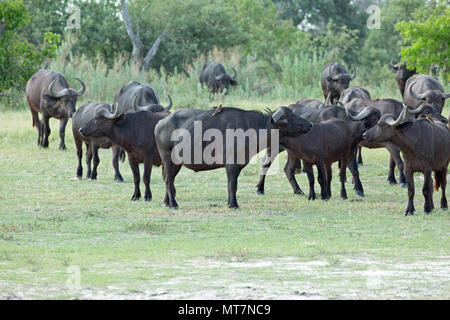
xmin=399 ymin=183 xmax=407 ymax=188
xmin=90 ymin=174 xmax=97 ymax=180
xmin=144 ymin=194 xmax=152 ymax=202
xmin=59 ymin=144 xmax=67 ymax=151
xmin=387 ymin=178 xmax=397 ymax=185
xmin=355 ymin=190 xmax=365 ymax=197
xmin=115 ymin=176 xmax=124 ymax=183
xmin=131 ymin=195 xmax=141 ymax=201
xmin=308 ymin=193 xmax=316 ymax=201
xmin=341 ymin=195 xmax=348 ymax=200
xmin=404 ymin=211 xmax=414 ymax=216
xmin=441 ymin=207 xmax=448 ymax=211
xmin=256 ymin=190 xmax=264 ymax=195
xmin=170 ymin=205 xmax=178 ymax=210
xmin=293 ymin=189 xmax=304 ymax=195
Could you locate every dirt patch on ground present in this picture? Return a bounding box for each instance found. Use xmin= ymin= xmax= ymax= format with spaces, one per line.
xmin=1 ymin=255 xmax=449 ymax=299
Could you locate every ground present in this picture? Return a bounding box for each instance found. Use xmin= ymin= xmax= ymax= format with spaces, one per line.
xmin=0 ymin=108 xmax=449 ymax=299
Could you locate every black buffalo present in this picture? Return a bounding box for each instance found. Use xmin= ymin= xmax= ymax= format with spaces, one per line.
xmin=199 ymin=62 xmax=237 ymax=94
xmin=155 ymin=106 xmax=312 ymax=209
xmin=321 ymin=62 xmax=355 ymax=105
xmin=79 ymin=105 xmax=169 ymax=201
xmin=363 ymin=105 xmax=449 ymax=215
xmin=390 ymin=62 xmax=416 ymax=97
xmin=26 ymin=69 xmax=86 ymax=150
xmin=404 ymin=74 xmax=450 ymax=113
xmin=106 ymin=81 xmax=173 ymax=181
xmin=72 ymin=102 xmax=123 ymax=181
xmin=339 ymin=86 xmax=371 ymax=106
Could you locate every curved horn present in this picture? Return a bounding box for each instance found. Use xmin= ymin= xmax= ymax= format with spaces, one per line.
xmin=215 ymin=74 xmax=227 ymax=81
xmin=336 ymin=101 xmax=344 ymax=107
xmin=406 ymin=104 xmax=427 ymax=115
xmin=408 ymin=81 xmax=429 ymax=100
xmin=48 ymin=79 xmax=69 ymax=98
xmin=346 ymin=105 xmax=372 ymax=121
xmin=104 ymin=102 xmax=121 ymax=119
xmin=328 ymin=66 xmax=340 ymax=80
xmin=385 ymin=104 xmax=408 ymax=126
xmin=231 ymin=67 xmax=237 ymax=79
xmin=350 ymin=69 xmax=356 ymax=80
xmin=165 ymin=94 xmax=172 ymax=111
xmin=272 ymin=108 xmax=285 ymax=122
xmin=132 ymin=95 xmax=148 ymax=112
xmin=74 ymin=77 xmax=86 ymax=96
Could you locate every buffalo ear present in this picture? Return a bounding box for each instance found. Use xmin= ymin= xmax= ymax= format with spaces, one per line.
xmin=395 ymin=121 xmax=413 ymax=132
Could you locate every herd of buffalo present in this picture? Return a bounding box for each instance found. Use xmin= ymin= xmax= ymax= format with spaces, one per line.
xmin=25 ymin=61 xmax=450 ymax=215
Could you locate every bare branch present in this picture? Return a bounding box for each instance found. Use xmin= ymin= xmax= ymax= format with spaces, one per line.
xmin=121 ymin=0 xmax=143 ymax=56
xmin=142 ymin=31 xmax=167 ymax=71
xmin=0 ymin=18 xmax=5 ymax=37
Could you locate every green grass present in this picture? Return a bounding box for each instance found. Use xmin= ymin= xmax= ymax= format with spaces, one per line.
xmin=0 ymin=106 xmax=449 ymax=299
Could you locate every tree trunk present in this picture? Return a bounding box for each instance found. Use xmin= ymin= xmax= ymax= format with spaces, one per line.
xmin=121 ymin=0 xmax=166 ymax=72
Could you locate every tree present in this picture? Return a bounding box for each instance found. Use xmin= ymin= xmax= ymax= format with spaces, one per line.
xmin=396 ymin=1 xmax=450 ymax=79
xmin=121 ymin=0 xmax=167 ymax=72
xmin=0 ymin=0 xmax=60 ymax=92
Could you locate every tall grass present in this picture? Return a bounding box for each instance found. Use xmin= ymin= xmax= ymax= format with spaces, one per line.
xmin=3 ymin=40 xmax=445 ymax=112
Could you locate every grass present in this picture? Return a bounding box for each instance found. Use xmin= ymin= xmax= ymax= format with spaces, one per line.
xmin=0 ymin=100 xmax=449 ymax=299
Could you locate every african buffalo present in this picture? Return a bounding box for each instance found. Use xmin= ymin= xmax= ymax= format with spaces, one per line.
xmin=282 ymin=118 xmax=358 ymax=201
xmin=155 ymin=106 xmax=312 ymax=209
xmin=256 ymin=103 xmax=372 ymax=197
xmin=363 ymin=105 xmax=449 ymax=215
xmin=107 ymin=81 xmax=173 ymax=181
xmin=340 ymin=86 xmax=371 ymax=164
xmin=79 ymin=105 xmax=169 ymax=201
xmin=404 ymin=74 xmax=450 ymax=113
xmin=26 ymin=69 xmax=86 ymax=150
xmin=72 ymin=102 xmax=123 ymax=181
xmin=199 ymin=62 xmax=237 ymax=95
xmin=390 ymin=62 xmax=416 ymax=97
xmin=321 ymin=62 xmax=355 ymax=105
xmin=295 ymin=98 xmax=326 ymax=109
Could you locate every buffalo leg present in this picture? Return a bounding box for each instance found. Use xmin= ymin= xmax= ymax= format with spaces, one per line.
xmin=347 ymin=156 xmax=364 ymax=197
xmin=357 ymin=146 xmax=363 ymax=165
xmin=284 ymin=154 xmax=304 ymax=195
xmin=303 ymin=162 xmax=316 ymax=200
xmin=422 ymin=169 xmax=434 ymax=214
xmin=163 ymin=160 xmax=181 ymax=209
xmin=325 ymin=164 xmax=332 ymax=200
xmin=226 ymin=165 xmax=242 ymax=208
xmin=31 ymin=109 xmax=42 ymax=146
xmin=256 ymin=147 xmax=283 ymax=195
xmin=387 ymin=155 xmax=398 ymax=185
xmin=41 ymin=113 xmax=51 ymax=148
xmin=58 ymin=117 xmax=68 ymax=150
xmin=405 ymin=167 xmax=415 ymax=216
xmin=111 ymin=146 xmax=124 ymax=182
xmin=436 ymin=168 xmax=447 ymax=210
xmin=85 ymin=142 xmax=92 ymax=179
xmin=339 ymin=159 xmax=348 ymax=200
xmin=74 ymin=135 xmax=83 ymax=179
xmin=90 ymin=143 xmax=100 ymax=180
xmin=129 ymin=158 xmax=141 ymax=201
xmin=143 ymin=156 xmax=153 ymax=202
xmin=316 ymin=162 xmax=327 ymax=200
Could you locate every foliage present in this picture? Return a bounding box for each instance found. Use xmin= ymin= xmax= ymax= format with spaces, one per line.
xmin=396 ymin=1 xmax=450 ymax=79
xmin=0 ymin=0 xmax=60 ymax=92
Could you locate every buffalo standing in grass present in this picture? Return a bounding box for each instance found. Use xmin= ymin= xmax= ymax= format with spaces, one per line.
xmin=363 ymin=105 xmax=449 ymax=215
xmin=155 ymin=106 xmax=312 ymax=209
xmin=321 ymin=62 xmax=355 ymax=105
xmin=26 ymin=69 xmax=86 ymax=150
xmin=108 ymin=81 xmax=173 ymax=181
xmin=404 ymin=74 xmax=450 ymax=113
xmin=79 ymin=105 xmax=169 ymax=201
xmin=199 ymin=62 xmax=237 ymax=95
